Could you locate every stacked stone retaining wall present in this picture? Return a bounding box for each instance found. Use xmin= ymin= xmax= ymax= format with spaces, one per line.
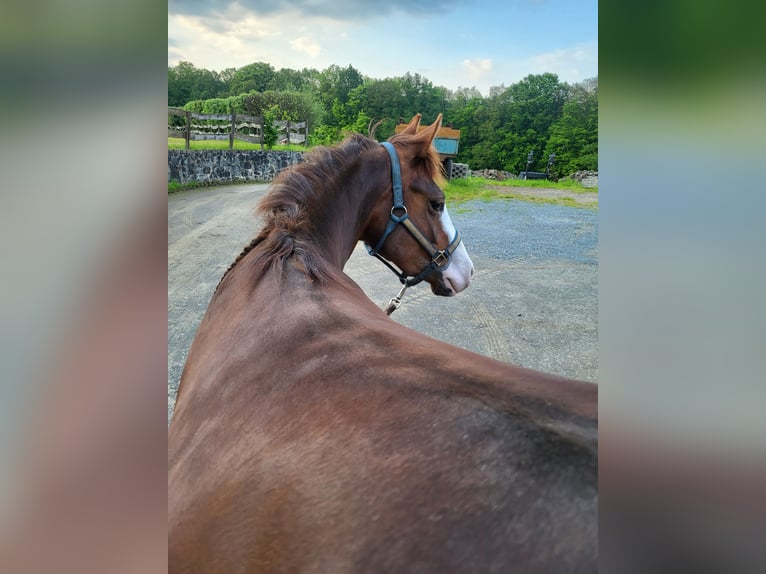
xmin=562 ymin=170 xmax=599 ymax=188
xmin=469 ymin=168 xmax=517 ymax=181
xmin=168 ymin=150 xmax=304 ymax=185
xmin=168 ymin=150 xmax=598 ymax=189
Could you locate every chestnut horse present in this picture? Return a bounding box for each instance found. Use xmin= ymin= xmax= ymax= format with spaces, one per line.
xmin=169 ymin=115 xmax=597 ymax=573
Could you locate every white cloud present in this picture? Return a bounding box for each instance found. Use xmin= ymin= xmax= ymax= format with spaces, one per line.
xmin=290 ymin=36 xmax=321 ymax=59
xmin=168 ymin=44 xmax=186 ymax=67
xmin=168 ymin=11 xmax=284 ymax=69
xmin=526 ymin=42 xmax=597 ymax=82
xmin=462 ymin=58 xmax=493 ymax=80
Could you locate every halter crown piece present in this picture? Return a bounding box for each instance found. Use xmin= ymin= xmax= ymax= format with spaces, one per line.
xmin=367 ymin=142 xmax=463 ymax=315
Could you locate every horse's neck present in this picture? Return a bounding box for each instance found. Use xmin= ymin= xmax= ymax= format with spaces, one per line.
xmin=309 ymin=152 xmax=388 ymax=270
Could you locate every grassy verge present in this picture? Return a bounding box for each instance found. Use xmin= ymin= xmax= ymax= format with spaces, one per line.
xmin=168 ymin=180 xmax=272 ymax=193
xmin=167 ymin=181 xmax=215 ymax=193
xmin=444 ymin=176 xmax=597 ymax=210
xmin=168 ymin=137 xmax=309 ymax=152
xmin=495 ymin=177 xmax=597 ymax=192
xmin=493 ymin=193 xmax=583 ymax=208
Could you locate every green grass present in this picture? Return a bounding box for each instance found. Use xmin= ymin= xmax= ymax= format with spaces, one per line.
xmin=167 ymin=180 xmax=214 ymax=193
xmin=443 ymin=178 xmax=499 ymax=203
xmin=168 ymin=179 xmax=271 ymax=193
xmin=168 ymin=137 xmax=309 ymax=152
xmin=499 ymin=193 xmax=582 ymax=208
xmin=444 ymin=176 xmax=597 ymax=210
xmin=463 ymin=176 xmax=596 ymax=192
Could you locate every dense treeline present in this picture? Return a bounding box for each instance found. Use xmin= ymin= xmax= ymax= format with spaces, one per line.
xmin=169 ymin=61 xmax=597 ymax=175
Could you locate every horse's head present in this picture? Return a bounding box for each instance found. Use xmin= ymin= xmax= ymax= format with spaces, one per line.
xmin=364 ymin=114 xmax=474 ymax=297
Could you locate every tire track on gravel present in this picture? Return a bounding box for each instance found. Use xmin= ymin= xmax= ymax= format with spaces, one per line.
xmin=466 ymin=299 xmax=514 ymax=362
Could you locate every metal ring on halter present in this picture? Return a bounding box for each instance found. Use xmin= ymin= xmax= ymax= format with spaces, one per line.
xmin=391 ymin=205 xmax=407 ymax=218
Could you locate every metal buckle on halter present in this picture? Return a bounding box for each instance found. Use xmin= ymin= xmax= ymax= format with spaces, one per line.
xmin=432 ymin=251 xmax=449 ymax=267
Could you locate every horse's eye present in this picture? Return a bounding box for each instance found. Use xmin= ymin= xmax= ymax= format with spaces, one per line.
xmin=429 ymin=200 xmax=445 ymax=213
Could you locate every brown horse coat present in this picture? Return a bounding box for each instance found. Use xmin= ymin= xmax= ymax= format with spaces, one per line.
xmin=169 ymin=116 xmax=597 ymax=573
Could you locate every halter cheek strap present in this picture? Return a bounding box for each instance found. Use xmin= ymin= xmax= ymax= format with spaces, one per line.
xmin=368 ymin=142 xmax=406 ymax=256
xmin=367 ymin=142 xmax=462 ymax=290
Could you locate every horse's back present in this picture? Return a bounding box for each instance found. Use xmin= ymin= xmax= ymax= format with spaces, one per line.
xmin=169 ymin=358 xmax=596 ymax=573
xmin=169 ymin=280 xmax=596 ymax=573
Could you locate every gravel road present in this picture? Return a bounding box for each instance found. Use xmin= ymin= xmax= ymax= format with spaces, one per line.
xmin=168 ymin=184 xmax=597 ymax=421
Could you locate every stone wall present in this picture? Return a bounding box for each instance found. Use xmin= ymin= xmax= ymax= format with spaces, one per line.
xmin=168 ymin=150 xmax=599 ymax=189
xmin=562 ymin=170 xmax=599 ymax=188
xmin=468 ymin=168 xmax=517 ymax=181
xmin=466 ymin=166 xmax=598 ymax=187
xmin=168 ymin=150 xmax=304 ymax=185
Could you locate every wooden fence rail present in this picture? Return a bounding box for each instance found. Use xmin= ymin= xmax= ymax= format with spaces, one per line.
xmin=168 ymin=107 xmax=309 ymax=150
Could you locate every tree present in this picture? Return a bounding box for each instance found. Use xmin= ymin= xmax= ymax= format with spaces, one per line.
xmin=229 ymin=62 xmax=276 ymax=95
xmin=342 ymin=78 xmax=402 ymax=139
xmin=544 ymin=78 xmax=598 ymax=175
xmin=269 ymin=67 xmax=319 ymax=92
xmin=339 ymin=74 xmax=447 ymax=141
xmin=239 ymin=90 xmax=323 ymax=131
xmin=317 ymin=64 xmax=365 ymax=127
xmin=399 ymin=73 xmax=448 ymax=123
xmin=215 ymin=67 xmax=237 ymax=96
xmin=261 ymin=108 xmax=279 ymax=149
xmin=448 ymin=86 xmax=483 ymax=101
xmin=167 ymin=61 xmax=597 ymax=174
xmin=492 ymin=73 xmax=569 ymax=172
xmin=168 ymin=61 xmax=225 ymax=106
xmin=488 ymin=84 xmax=507 ymax=98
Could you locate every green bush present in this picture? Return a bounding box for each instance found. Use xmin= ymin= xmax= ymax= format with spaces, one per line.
xmin=261 ymin=108 xmax=279 ymax=149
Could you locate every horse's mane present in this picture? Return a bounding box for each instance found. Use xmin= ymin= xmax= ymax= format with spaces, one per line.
xmin=214 ymin=129 xmax=444 ymax=296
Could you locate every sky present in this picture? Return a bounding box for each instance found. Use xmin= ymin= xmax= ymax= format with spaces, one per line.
xmin=168 ymin=0 xmax=597 ymax=96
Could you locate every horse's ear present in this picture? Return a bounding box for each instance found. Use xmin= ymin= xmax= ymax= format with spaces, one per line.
xmin=401 ymin=113 xmax=422 ymax=135
xmin=412 ymin=114 xmax=442 ymax=156
xmin=368 ymin=118 xmax=385 ymax=140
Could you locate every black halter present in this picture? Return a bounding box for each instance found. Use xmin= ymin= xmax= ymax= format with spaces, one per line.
xmin=366 ymin=142 xmax=463 ymax=288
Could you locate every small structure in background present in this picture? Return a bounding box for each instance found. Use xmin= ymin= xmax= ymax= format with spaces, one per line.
xmin=519 ymin=151 xmax=556 ymax=181
xmin=394 ymin=121 xmax=461 ymax=179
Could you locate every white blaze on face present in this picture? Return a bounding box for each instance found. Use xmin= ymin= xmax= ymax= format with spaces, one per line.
xmin=439 ymin=206 xmax=474 ymax=294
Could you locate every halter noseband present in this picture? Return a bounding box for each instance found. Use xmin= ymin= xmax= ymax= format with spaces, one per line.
xmin=366 ymin=141 xmax=462 ymax=293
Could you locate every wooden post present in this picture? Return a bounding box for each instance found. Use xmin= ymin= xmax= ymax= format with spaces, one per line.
xmin=229 ymin=111 xmax=235 ymax=150
xmin=305 ymin=120 xmax=309 ymax=147
xmin=259 ymin=117 xmax=264 ymax=150
xmin=286 ymin=120 xmax=291 ymax=147
xmin=184 ymin=111 xmax=190 ymax=150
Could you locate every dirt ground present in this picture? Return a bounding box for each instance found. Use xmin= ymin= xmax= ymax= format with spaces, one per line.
xmin=495 ymin=185 xmax=599 ymax=205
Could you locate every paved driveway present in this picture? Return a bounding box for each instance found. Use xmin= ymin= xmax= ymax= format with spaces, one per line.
xmin=168 ymin=184 xmax=597 ymax=421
